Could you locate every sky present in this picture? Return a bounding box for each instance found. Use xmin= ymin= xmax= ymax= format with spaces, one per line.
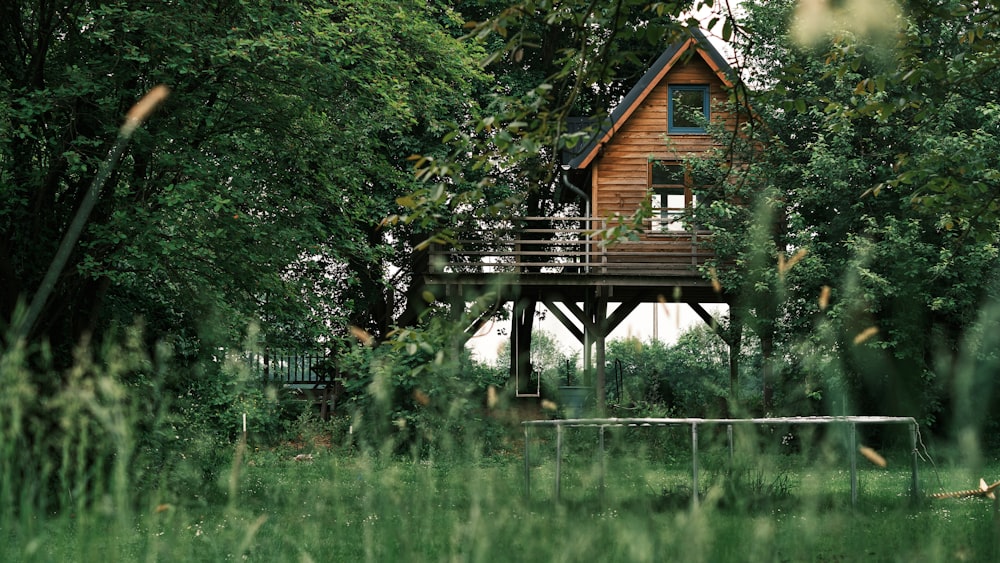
xmin=467 ymin=302 xmax=729 ymax=363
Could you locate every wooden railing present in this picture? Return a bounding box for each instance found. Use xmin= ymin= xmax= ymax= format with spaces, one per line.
xmin=427 ymin=216 xmax=712 ymax=278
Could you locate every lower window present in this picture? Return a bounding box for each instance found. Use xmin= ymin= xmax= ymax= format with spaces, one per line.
xmin=649 ymin=161 xmax=696 ymax=233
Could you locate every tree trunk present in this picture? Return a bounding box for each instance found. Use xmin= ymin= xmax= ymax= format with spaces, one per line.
xmin=728 ymin=309 xmax=744 ymax=411
xmin=761 ymin=330 xmax=774 ymax=412
xmin=511 ymin=298 xmax=537 ymax=394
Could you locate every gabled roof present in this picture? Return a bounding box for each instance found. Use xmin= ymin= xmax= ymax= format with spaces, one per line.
xmin=567 ymin=28 xmax=735 ymax=170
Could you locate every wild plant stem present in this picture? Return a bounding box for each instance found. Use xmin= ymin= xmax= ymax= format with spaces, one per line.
xmin=16 ymin=135 xmax=132 ymax=342
xmin=14 ymin=85 xmax=169 ymax=344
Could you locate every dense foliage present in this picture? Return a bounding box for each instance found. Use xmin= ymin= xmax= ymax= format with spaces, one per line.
xmin=335 ymin=316 xmax=510 ymax=455
xmin=5 ymin=0 xmax=1000 ymax=520
xmin=1 ymin=0 xmax=488 ymax=507
xmin=688 ymin=0 xmax=1000 ymax=434
xmin=605 ymin=327 xmax=764 ymax=417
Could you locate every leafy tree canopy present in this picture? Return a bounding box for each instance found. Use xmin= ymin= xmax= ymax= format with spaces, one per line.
xmin=0 ymin=0 xmax=487 ymax=359
xmin=692 ymin=0 xmax=1000 ymax=424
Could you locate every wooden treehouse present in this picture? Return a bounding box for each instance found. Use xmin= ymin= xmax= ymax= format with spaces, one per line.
xmin=424 ymin=29 xmax=739 ymax=412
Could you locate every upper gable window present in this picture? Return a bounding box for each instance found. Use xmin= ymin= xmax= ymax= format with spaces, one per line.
xmin=668 ymin=85 xmax=710 ymax=133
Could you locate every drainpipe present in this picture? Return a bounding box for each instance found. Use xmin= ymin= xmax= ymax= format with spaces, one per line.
xmin=560 ymin=165 xmax=590 ymax=205
xmin=561 ymin=166 xmax=596 ymax=406
xmin=560 ymin=166 xmax=591 ymax=273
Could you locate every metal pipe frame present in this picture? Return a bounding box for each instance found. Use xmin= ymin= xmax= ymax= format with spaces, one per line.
xmin=523 ymin=416 xmax=920 ymax=509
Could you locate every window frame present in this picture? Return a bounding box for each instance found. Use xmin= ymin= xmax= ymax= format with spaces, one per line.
xmin=648 ymin=161 xmax=696 ymax=234
xmin=667 ymin=85 xmax=710 ymax=134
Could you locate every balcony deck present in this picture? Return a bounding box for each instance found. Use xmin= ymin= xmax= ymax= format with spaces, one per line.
xmin=423 ymin=216 xmax=728 ymax=304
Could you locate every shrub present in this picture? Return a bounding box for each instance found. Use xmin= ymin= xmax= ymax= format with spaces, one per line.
xmin=337 ymin=315 xmax=509 ymax=457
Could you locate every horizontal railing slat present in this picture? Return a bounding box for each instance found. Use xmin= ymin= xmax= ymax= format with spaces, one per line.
xmin=427 ymin=216 xmax=713 ymax=278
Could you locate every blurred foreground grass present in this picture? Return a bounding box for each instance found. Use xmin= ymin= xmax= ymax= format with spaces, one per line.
xmin=3 ymin=436 xmax=999 ymax=563
xmin=3 ymin=322 xmax=998 ymax=561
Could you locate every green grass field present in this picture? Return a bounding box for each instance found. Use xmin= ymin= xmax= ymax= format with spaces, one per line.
xmin=4 ymin=427 xmax=1000 ymax=563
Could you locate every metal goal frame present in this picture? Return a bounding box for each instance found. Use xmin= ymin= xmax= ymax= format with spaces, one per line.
xmin=522 ymin=416 xmax=920 ymax=507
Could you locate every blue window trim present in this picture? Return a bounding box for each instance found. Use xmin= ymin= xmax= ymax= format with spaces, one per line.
xmin=667 ymin=85 xmax=710 ymax=134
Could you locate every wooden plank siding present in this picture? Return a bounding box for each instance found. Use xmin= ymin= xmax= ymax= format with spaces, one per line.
xmin=592 ymin=56 xmax=733 ymax=227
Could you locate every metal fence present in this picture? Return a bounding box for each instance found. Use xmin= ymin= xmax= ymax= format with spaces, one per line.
xmin=245 ymin=350 xmax=330 ymax=385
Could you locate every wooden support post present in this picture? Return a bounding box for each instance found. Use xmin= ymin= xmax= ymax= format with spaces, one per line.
xmin=448 ymin=288 xmax=464 ymax=321
xmin=513 ymin=297 xmax=540 ymax=397
xmin=595 ymin=292 xmax=608 ymax=415
xmin=691 ymin=303 xmax=741 ymax=411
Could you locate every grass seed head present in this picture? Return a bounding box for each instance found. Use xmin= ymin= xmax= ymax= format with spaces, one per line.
xmin=853 ymin=326 xmax=879 ymax=345
xmin=819 ymin=285 xmax=831 ymax=311
xmin=349 ymin=325 xmax=375 ymax=347
xmin=122 ymin=85 xmax=170 ymax=137
xmin=709 ymin=267 xmax=722 ymax=293
xmin=859 ymin=445 xmax=887 ymax=467
xmin=413 ymin=389 xmax=431 ymax=406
